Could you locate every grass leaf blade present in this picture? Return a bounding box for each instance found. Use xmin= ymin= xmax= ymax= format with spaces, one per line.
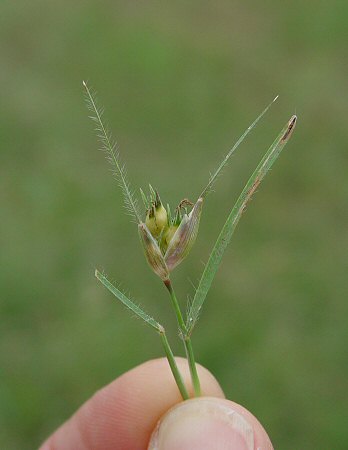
xmin=95 ymin=270 xmax=191 ymax=399
xmin=95 ymin=269 xmax=161 ymax=331
xmin=187 ymin=115 xmax=297 ymax=334
xmin=199 ymin=95 xmax=279 ymax=199
xmin=83 ymin=81 xmax=142 ymax=223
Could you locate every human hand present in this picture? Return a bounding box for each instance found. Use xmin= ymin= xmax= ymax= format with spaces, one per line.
xmin=40 ymin=358 xmax=273 ymax=449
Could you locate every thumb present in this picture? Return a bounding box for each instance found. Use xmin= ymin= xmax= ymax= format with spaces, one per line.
xmin=148 ymin=397 xmax=273 ymax=450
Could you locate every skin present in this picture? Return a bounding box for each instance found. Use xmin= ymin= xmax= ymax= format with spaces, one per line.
xmin=40 ymin=358 xmax=273 ymax=450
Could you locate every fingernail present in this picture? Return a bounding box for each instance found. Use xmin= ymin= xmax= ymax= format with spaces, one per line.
xmin=148 ymin=398 xmax=254 ymax=450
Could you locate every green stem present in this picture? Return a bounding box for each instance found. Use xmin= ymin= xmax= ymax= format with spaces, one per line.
xmin=184 ymin=337 xmax=200 ymax=396
xmin=159 ymin=329 xmax=189 ymax=400
xmin=164 ymin=280 xmax=201 ymax=397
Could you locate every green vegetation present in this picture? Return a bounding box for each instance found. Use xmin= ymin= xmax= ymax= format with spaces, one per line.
xmin=1 ymin=2 xmax=347 ymax=449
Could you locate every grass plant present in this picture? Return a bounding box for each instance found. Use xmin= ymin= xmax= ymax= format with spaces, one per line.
xmin=84 ymin=81 xmax=297 ymax=399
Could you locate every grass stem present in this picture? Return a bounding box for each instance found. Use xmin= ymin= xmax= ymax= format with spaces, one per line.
xmin=159 ymin=329 xmax=189 ymax=400
xmin=184 ymin=336 xmax=201 ymax=397
xmin=164 ymin=279 xmax=201 ymax=397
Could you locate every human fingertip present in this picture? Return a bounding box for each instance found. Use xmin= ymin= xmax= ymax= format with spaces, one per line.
xmin=148 ymin=397 xmax=255 ymax=450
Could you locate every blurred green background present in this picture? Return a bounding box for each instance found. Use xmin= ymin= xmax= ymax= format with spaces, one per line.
xmin=1 ymin=1 xmax=347 ymax=448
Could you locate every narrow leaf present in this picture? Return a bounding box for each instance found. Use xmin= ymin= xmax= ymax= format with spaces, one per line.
xmin=199 ymin=95 xmax=279 ymax=199
xmin=187 ymin=115 xmax=297 ymax=334
xmin=83 ymin=81 xmax=142 ymax=223
xmin=95 ymin=269 xmax=162 ymax=331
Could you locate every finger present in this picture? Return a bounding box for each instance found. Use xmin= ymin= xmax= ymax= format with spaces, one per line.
xmin=149 ymin=397 xmax=274 ymax=450
xmin=39 ymin=357 xmax=224 ymax=450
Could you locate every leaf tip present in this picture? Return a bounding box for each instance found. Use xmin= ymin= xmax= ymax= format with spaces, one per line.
xmin=281 ymin=115 xmax=297 ymax=142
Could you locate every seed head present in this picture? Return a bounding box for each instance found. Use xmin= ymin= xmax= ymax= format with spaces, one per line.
xmin=163 ymin=224 xmax=179 ymax=252
xmin=138 ymin=223 xmax=169 ymax=281
xmin=145 ymin=199 xmax=168 ymax=238
xmin=164 ymin=198 xmax=204 ymax=271
xmin=139 ymin=187 xmax=204 ymax=279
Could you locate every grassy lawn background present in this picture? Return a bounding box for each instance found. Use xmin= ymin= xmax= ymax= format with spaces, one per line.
xmin=1 ymin=1 xmax=347 ymax=449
